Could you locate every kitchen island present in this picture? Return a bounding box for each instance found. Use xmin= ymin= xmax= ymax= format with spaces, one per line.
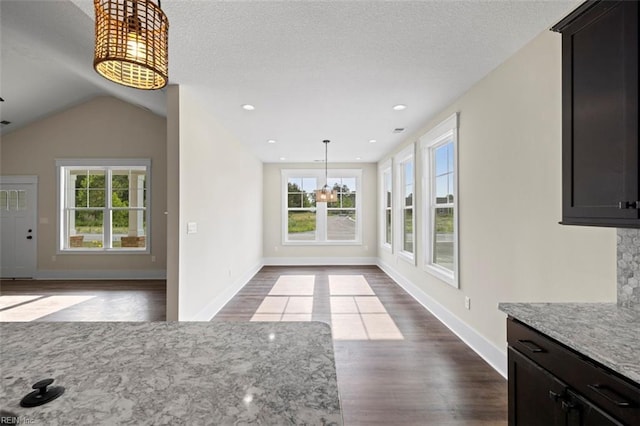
xmin=0 ymin=321 xmax=342 ymax=425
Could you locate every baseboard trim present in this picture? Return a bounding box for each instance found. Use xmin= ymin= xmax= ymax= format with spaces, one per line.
xmin=263 ymin=257 xmax=377 ymax=266
xmin=34 ymin=269 xmax=167 ymax=280
xmin=377 ymin=259 xmax=508 ymax=379
xmin=188 ymin=261 xmax=264 ymax=321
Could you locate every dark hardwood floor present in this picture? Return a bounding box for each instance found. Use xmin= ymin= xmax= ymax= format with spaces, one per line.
xmin=215 ymin=265 xmax=508 ymax=425
xmin=0 ymin=280 xmax=166 ymax=321
xmin=1 ymin=267 xmax=507 ymax=424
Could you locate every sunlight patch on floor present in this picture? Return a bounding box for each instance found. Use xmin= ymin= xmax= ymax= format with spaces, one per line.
xmin=0 ymin=295 xmax=96 ymax=322
xmin=328 ymin=275 xmax=374 ymax=295
xmin=269 ymin=275 xmax=315 ymax=296
xmin=329 ymin=294 xmax=403 ymax=341
xmin=250 ymin=296 xmax=313 ymax=322
xmin=0 ymin=295 xmax=44 ymax=310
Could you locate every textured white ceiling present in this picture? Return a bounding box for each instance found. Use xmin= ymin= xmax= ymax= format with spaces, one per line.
xmin=1 ymin=0 xmax=578 ymax=162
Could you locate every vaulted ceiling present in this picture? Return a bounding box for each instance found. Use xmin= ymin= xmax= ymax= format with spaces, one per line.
xmin=1 ymin=0 xmax=577 ymax=162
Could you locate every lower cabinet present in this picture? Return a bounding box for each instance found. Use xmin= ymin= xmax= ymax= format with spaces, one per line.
xmin=507 ymin=318 xmax=640 ymax=426
xmin=509 ymin=348 xmax=621 ymax=425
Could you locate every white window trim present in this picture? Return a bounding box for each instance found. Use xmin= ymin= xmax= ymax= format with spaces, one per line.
xmin=394 ymin=143 xmax=416 ymax=264
xmin=56 ymin=158 xmax=152 ymax=254
xmin=420 ymin=113 xmax=459 ymax=288
xmin=378 ymin=160 xmax=392 ymax=253
xmin=281 ymin=169 xmax=363 ymax=245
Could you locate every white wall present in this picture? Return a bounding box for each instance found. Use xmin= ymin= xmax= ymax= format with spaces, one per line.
xmin=166 ymin=86 xmax=263 ymax=321
xmin=378 ymin=30 xmax=616 ymax=372
xmin=263 ymin=162 xmax=377 ymax=263
xmin=0 ymin=96 xmax=167 ymax=278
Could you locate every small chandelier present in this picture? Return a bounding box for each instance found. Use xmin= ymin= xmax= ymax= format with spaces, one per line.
xmin=315 ymin=140 xmax=338 ymax=203
xmin=93 ymin=0 xmax=169 ymax=90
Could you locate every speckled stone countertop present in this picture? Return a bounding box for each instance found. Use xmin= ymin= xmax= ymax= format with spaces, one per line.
xmin=499 ymin=303 xmax=640 ymax=385
xmin=0 ymin=322 xmax=342 ymax=425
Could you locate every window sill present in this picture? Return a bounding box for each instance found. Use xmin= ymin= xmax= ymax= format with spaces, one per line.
xmin=58 ymin=249 xmax=150 ymax=255
xmin=424 ymin=264 xmax=457 ymax=288
xmin=397 ymin=251 xmax=415 ymax=265
xmin=282 ymin=240 xmax=362 ymax=246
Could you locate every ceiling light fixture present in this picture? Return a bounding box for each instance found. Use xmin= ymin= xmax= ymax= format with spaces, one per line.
xmin=369 ymin=139 xmax=376 ymax=144
xmin=267 ymin=139 xmax=276 ymax=144
xmin=242 ymin=104 xmax=256 ymax=111
xmin=315 ymin=140 xmax=338 ymax=203
xmin=355 ymin=157 xmax=361 ymax=160
xmin=93 ymin=0 xmax=169 ymax=90
xmin=279 ymin=157 xmax=286 ymax=161
xmin=393 ymin=104 xmax=407 ymax=111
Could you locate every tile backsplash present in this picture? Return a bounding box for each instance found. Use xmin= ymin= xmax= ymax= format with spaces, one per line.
xmin=617 ymin=228 xmax=640 ymax=308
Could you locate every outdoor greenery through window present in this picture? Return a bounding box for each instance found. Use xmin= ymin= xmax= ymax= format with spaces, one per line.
xmin=421 ymin=112 xmax=458 ymax=287
xmin=383 ymin=168 xmax=392 ymax=247
xmin=283 ymin=170 xmax=361 ymax=243
xmin=58 ymin=160 xmax=150 ymax=251
xmin=402 ymin=159 xmax=414 ymax=254
xmin=432 ymin=142 xmax=454 ymax=271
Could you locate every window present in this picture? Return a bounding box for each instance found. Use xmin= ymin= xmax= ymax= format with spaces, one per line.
xmin=379 ymin=161 xmax=392 ymax=251
xmin=283 ymin=169 xmax=362 ymax=244
xmin=57 ymin=159 xmax=151 ymax=252
xmin=394 ymin=144 xmax=415 ymax=262
xmin=421 ymin=113 xmax=458 ymax=287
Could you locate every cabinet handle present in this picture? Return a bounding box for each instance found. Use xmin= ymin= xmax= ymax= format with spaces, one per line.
xmin=548 ymin=390 xmax=562 ymax=402
xmin=516 ymin=339 xmax=545 ymax=353
xmin=618 ymin=201 xmax=640 ymax=209
xmin=588 ymin=384 xmax=633 ymax=407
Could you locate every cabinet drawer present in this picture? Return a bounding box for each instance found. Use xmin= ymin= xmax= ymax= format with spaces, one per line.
xmin=507 ymin=318 xmax=640 ymax=425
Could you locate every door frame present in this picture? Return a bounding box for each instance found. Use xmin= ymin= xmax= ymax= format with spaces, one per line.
xmin=0 ymin=175 xmax=38 ymax=278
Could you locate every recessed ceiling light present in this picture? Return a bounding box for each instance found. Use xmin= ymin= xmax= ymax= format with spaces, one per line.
xmin=355 ymin=157 xmax=362 ymax=160
xmin=279 ymin=157 xmax=286 ymax=161
xmin=267 ymin=139 xmax=276 ymax=144
xmin=369 ymin=139 xmax=377 ymax=144
xmin=393 ymin=104 xmax=407 ymax=111
xmin=242 ymin=104 xmax=255 ymax=111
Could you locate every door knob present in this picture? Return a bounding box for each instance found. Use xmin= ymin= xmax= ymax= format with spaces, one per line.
xmin=26 ymin=236 xmax=33 ymax=240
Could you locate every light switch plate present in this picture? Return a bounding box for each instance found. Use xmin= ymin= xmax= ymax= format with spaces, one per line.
xmin=187 ymin=222 xmax=197 ymax=234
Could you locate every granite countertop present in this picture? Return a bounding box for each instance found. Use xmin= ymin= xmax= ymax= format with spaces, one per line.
xmin=499 ymin=303 xmax=640 ymax=385
xmin=0 ymin=322 xmax=342 ymax=425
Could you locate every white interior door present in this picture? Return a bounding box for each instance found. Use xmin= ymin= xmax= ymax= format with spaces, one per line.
xmin=0 ymin=177 xmax=38 ymax=278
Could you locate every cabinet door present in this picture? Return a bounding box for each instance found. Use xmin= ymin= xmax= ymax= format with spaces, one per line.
xmin=560 ymin=1 xmax=639 ymax=226
xmin=565 ymin=389 xmax=623 ymax=426
xmin=508 ymin=348 xmax=566 ymax=426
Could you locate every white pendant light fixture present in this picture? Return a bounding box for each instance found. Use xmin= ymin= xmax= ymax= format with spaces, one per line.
xmin=93 ymin=0 xmax=169 ymax=90
xmin=315 ymin=140 xmax=338 ymax=203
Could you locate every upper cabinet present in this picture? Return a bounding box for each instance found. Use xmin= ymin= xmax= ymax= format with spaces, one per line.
xmin=553 ymin=1 xmax=639 ymax=228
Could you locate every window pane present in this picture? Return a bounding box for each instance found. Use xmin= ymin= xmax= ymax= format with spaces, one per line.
xmin=327 ymin=210 xmax=356 ymax=240
xmin=327 ymin=177 xmax=342 ymax=190
xmin=302 ymin=178 xmax=316 ymax=193
xmin=0 ymin=191 xmax=7 ymax=210
xmin=69 ymin=210 xmax=104 ymax=249
xmin=435 ymin=144 xmax=449 ymax=176
xmin=113 ymin=190 xmax=129 ymax=207
xmin=88 ymin=190 xmax=105 ymax=207
xmin=433 ymin=207 xmax=454 ymax=271
xmin=112 ymin=210 xmax=147 ymax=249
xmin=403 ymin=208 xmax=413 ymax=253
xmin=447 ymin=174 xmax=455 ymax=203
xmin=288 ymin=211 xmax=316 ymax=240
xmin=343 ymin=193 xmax=356 ymax=208
xmin=341 ymin=178 xmax=356 ymax=192
xmin=447 ymin=143 xmax=454 ymax=171
xmin=288 ymin=178 xmax=302 ymax=192
xmin=386 ymin=190 xmax=391 ymax=208
xmin=405 ymin=187 xmax=413 ymax=207
xmin=436 ymin=175 xmax=448 ymax=203
xmin=404 ymin=161 xmax=413 ymax=184
xmin=288 ymin=193 xmax=302 ymax=208
xmin=385 ymin=210 xmax=392 ymax=244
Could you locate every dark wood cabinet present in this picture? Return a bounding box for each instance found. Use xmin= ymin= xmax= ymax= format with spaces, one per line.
xmin=552 ymin=1 xmax=640 ymax=227
xmin=507 ymin=318 xmax=640 ymax=425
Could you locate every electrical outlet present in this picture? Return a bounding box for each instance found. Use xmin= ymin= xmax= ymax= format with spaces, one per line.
xmin=51 ymin=255 xmax=56 ymax=262
xmin=464 ymin=297 xmax=471 ymax=310
xmin=151 ymin=256 xmax=156 ymax=263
